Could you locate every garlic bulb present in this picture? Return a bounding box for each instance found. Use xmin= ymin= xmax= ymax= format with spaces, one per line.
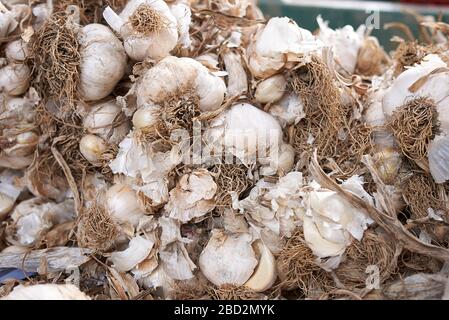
xmin=205 ymin=103 xmax=283 ymax=165
xmin=5 ymin=39 xmax=28 ymax=62
xmin=106 ymin=183 xmax=146 ymax=227
xmin=135 ymin=56 xmax=226 ymax=112
xmin=269 ymin=93 xmax=306 ymax=128
xmin=165 ymin=169 xmax=217 ymax=222
xmin=159 ymin=242 xmax=196 ymax=280
xmin=2 ymin=284 xmax=90 ymax=300
xmin=79 ymin=134 xmax=107 ymax=165
xmin=0 ymin=170 xmax=23 ymax=220
xmin=356 ymin=36 xmax=386 ymax=76
xmin=83 ymin=100 xmax=130 ymax=144
xmin=103 ymin=0 xmax=178 ymax=61
xmin=0 ymin=63 xmax=30 ymax=96
xmin=2 ymin=131 xmax=38 ymax=158
xmin=247 ymin=17 xmax=322 ymax=78
xmin=199 ymin=229 xmax=258 ymax=286
xmin=78 ymin=24 xmax=127 ymax=101
xmin=254 ymin=74 xmax=287 ymax=104
xmin=317 ymin=15 xmax=365 ymax=75
xmin=110 ymin=235 xmax=154 ymax=272
xmin=244 ymin=240 xmax=277 ymax=292
xmin=10 ymin=198 xmax=75 ymax=246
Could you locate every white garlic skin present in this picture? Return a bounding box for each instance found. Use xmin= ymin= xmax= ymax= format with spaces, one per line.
xmin=83 ymin=100 xmax=129 ymax=144
xmin=255 ymin=74 xmax=287 ymax=104
xmin=79 ymin=134 xmax=107 ymax=165
xmin=0 ymin=63 xmax=30 ymax=96
xmin=106 ymin=183 xmax=146 ymax=227
xmin=78 ymin=24 xmax=127 ymax=101
xmin=5 ymin=39 xmax=28 ymax=61
xmin=2 ymin=284 xmax=90 ymax=300
xmin=103 ymin=0 xmax=178 ymax=61
xmin=199 ymin=229 xmax=258 ymax=286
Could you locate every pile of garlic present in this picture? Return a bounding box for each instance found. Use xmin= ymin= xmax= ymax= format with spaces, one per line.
xmin=1 ymin=0 xmax=449 ymax=301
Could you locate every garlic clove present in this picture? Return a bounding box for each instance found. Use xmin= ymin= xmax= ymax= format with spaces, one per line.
xmin=223 ymin=50 xmax=247 ymax=97
xmin=110 ymin=235 xmax=154 ymax=272
xmin=2 ymin=284 xmax=90 ymax=300
xmin=106 ymin=183 xmax=146 ymax=227
xmin=428 ymin=134 xmax=449 ymax=184
xmin=199 ymin=229 xmax=258 ymax=286
xmin=0 ymin=193 xmax=15 ymax=220
xmin=79 ymin=134 xmax=107 ymax=165
xmin=255 ymin=74 xmax=287 ymax=104
xmin=132 ymin=103 xmax=160 ymax=129
xmin=83 ymin=100 xmax=129 ymax=144
xmin=244 ymin=240 xmax=277 ymax=292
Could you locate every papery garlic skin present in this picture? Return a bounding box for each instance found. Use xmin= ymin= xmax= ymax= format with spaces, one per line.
xmin=269 ymin=93 xmax=305 ymax=128
xmin=223 ymin=50 xmax=247 ymax=97
xmin=0 ymin=63 xmax=30 ymax=96
xmin=11 ymin=198 xmax=75 ymax=246
xmin=0 ymin=7 xmax=18 ymax=41
xmin=83 ymin=100 xmax=129 ymax=144
xmin=301 ymin=180 xmax=373 ymax=269
xmin=79 ymin=134 xmax=107 ymax=165
xmin=78 ymin=24 xmax=127 ymax=101
xmin=135 ymin=56 xmax=226 ymax=112
xmin=428 ymin=135 xmax=449 ymax=184
xmin=206 ymin=103 xmax=283 ymax=165
xmin=3 ymin=131 xmax=38 ymax=158
xmin=2 ymin=284 xmax=90 ymax=300
xmin=259 ymin=143 xmax=295 ymax=176
xmin=103 ymin=0 xmax=178 ymax=61
xmin=0 ymin=170 xmax=23 ymax=220
xmin=110 ymin=235 xmax=154 ymax=272
xmin=199 ymin=229 xmax=258 ymax=286
xmin=255 ymin=74 xmax=287 ymax=104
xmin=170 ymin=1 xmax=192 ymax=49
xmin=247 ymin=17 xmax=322 ymax=78
xmin=5 ymin=40 xmax=28 ymax=61
xmin=106 ymin=183 xmax=146 ymax=227
xmin=165 ymin=169 xmax=217 ymax=222
xmin=317 ymin=16 xmax=365 ymax=75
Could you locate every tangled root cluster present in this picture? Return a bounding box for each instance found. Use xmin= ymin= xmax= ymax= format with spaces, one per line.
xmin=210 ymin=162 xmax=253 ymax=209
xmin=388 ymin=97 xmax=438 ymax=170
xmin=129 ymin=4 xmax=168 ymax=35
xmin=276 ymin=229 xmax=333 ymax=296
xmin=77 ymin=198 xmax=119 ymax=251
xmin=28 ymin=11 xmax=80 ymax=106
xmin=289 ymin=56 xmax=373 ymax=177
xmin=393 ymin=42 xmax=426 ymax=75
xmin=403 ymin=173 xmax=449 ymax=243
xmin=139 ymin=88 xmax=201 ymax=144
xmin=335 ymin=231 xmax=399 ymax=290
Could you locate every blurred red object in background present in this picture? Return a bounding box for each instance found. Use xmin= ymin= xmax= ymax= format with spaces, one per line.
xmin=400 ymin=0 xmax=449 ymax=5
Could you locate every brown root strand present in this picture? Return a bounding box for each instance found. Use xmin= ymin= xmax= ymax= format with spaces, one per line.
xmin=28 ymin=11 xmax=81 ymax=107
xmin=276 ymin=229 xmax=333 ymax=297
xmin=388 ymin=97 xmax=438 ymax=168
xmin=54 ymin=0 xmax=128 ymax=25
xmin=205 ymin=284 xmax=267 ymax=300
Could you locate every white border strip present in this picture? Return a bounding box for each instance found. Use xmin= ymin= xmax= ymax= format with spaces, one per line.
xmin=280 ymin=0 xmax=449 ymax=14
